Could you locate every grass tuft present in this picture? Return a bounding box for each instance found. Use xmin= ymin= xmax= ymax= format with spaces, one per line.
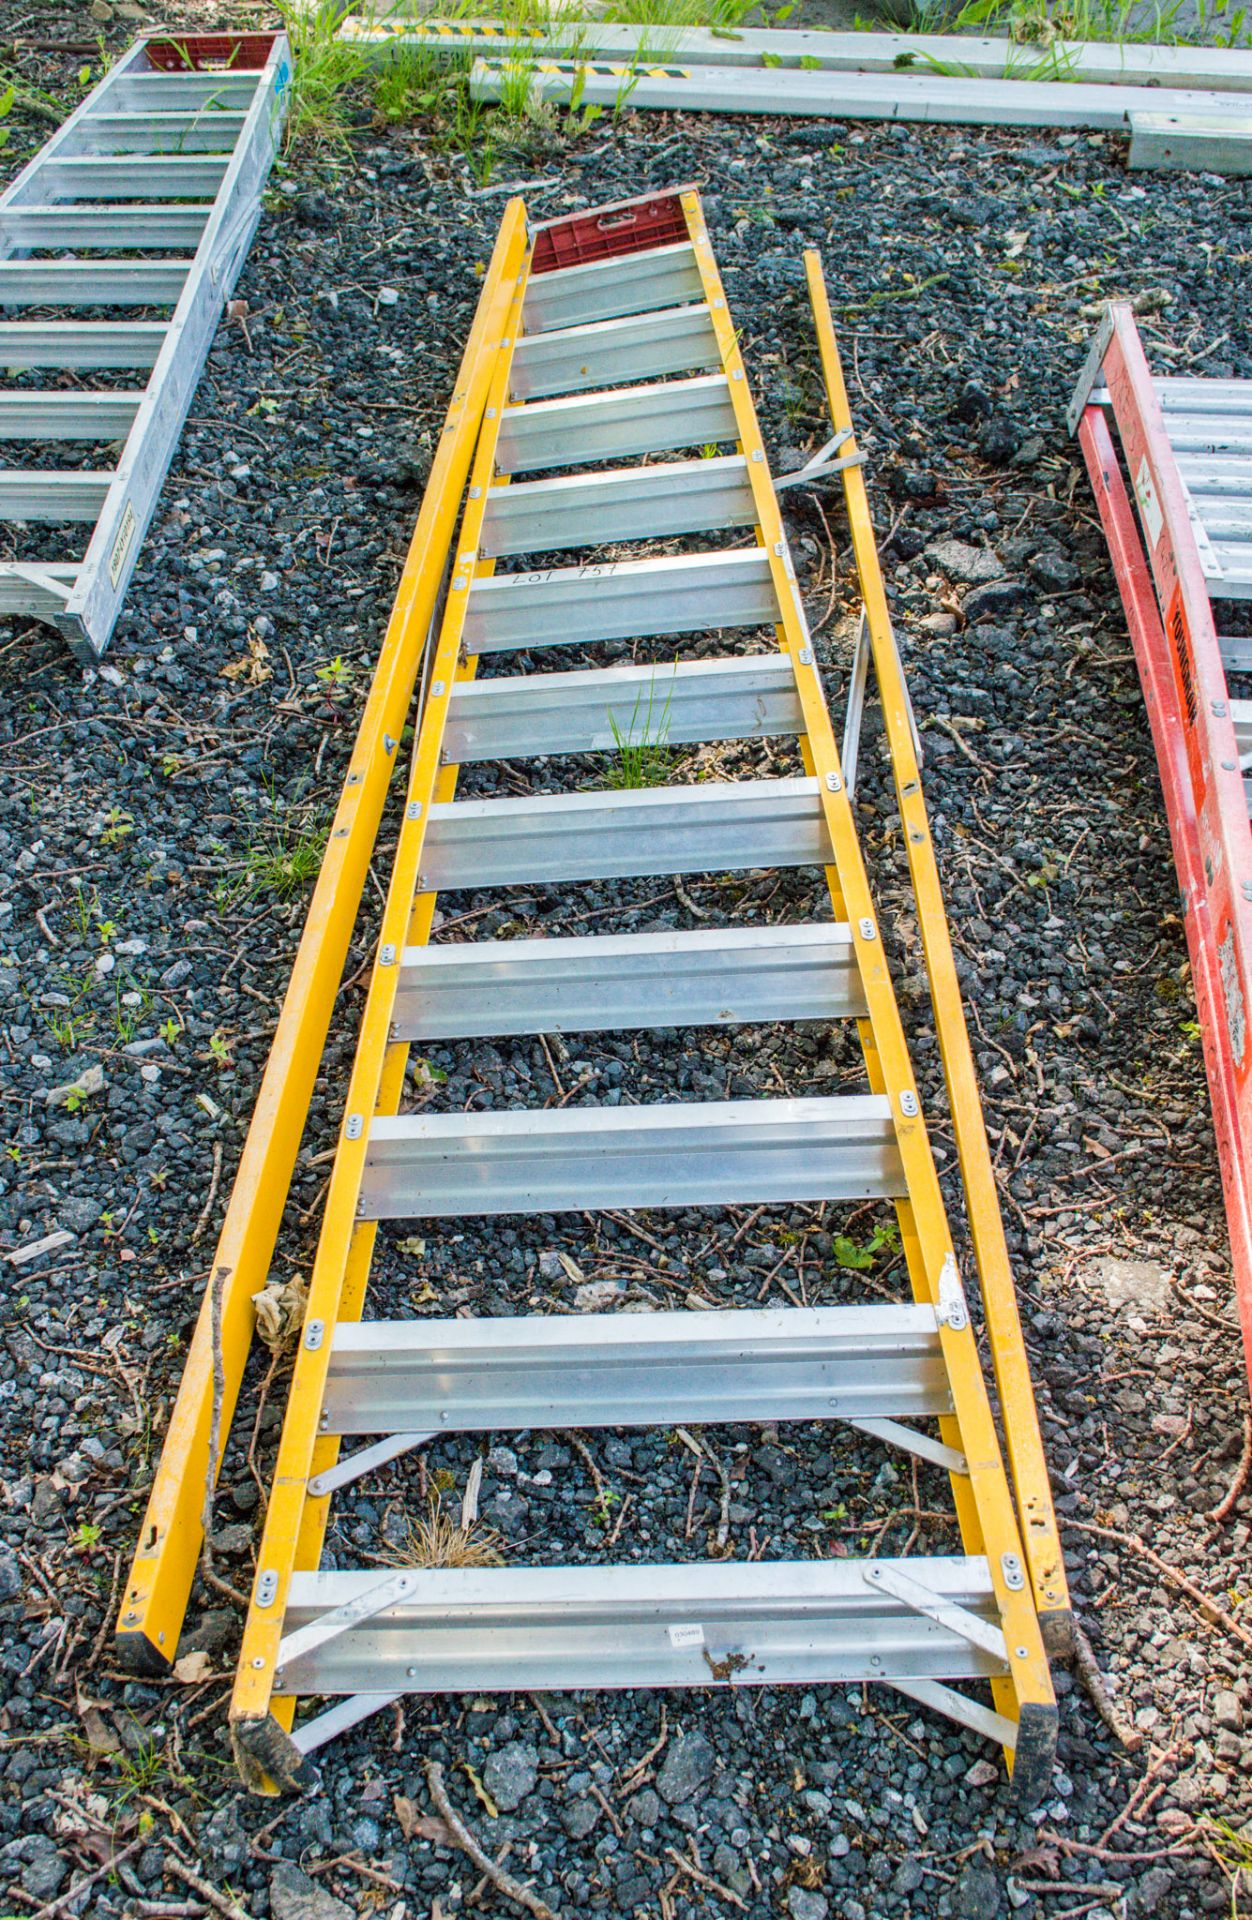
xmin=380 ymin=1494 xmax=505 ymax=1570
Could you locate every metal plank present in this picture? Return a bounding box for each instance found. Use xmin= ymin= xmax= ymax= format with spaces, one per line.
xmin=62 ymin=110 xmax=249 ymax=155
xmin=510 ymin=304 xmax=719 ymax=400
xmin=1128 ymin=111 xmax=1252 ymax=175
xmin=277 ymin=1556 xmax=1003 ymax=1697
xmin=471 ymin=55 xmax=1244 ymax=135
xmin=496 ymin=374 xmax=737 ymax=475
xmin=0 ymin=261 xmax=188 ymax=306
xmin=325 ymin=1304 xmax=952 ymax=1434
xmin=344 ymin=17 xmax=1252 ymax=92
xmin=522 ymin=242 xmax=703 ymax=333
xmin=465 ymin=545 xmax=777 ymax=654
xmin=37 ymin=155 xmax=231 ymax=198
xmin=421 ymin=775 xmax=829 ymax=890
xmin=392 ymin=920 xmax=865 ymax=1040
xmin=361 ymin=1093 xmax=903 ymax=1219
xmin=0 ymin=205 xmax=212 ymax=249
xmin=444 ymin=653 xmax=800 ymax=761
xmin=0 ymin=470 xmax=112 ymax=520
xmin=0 ymin=392 xmax=143 ymax=439
xmin=481 ymin=454 xmax=755 ymax=556
xmin=0 ymin=322 xmax=166 ymax=369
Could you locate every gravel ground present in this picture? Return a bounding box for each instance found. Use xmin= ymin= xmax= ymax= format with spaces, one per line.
xmin=1 ymin=7 xmax=1251 ymax=1919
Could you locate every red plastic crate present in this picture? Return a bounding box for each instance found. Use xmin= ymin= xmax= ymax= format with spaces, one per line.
xmin=531 ymin=190 xmax=689 ymax=274
xmin=145 ymin=32 xmax=277 ymax=72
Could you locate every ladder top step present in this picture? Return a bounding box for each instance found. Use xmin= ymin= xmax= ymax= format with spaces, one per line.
xmin=431 ymin=772 xmax=819 ymax=826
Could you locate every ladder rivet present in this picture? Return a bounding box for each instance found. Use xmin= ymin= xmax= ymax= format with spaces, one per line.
xmin=432 ymin=680 xmax=446 ymax=696
xmin=380 ymin=943 xmax=396 ymax=967
xmin=825 ymin=773 xmax=841 ymax=793
xmin=1015 ymin=1646 xmax=1029 ymax=1659
xmin=1223 ymin=760 xmax=1237 ymax=772
xmin=345 ymin=1115 xmax=364 ymax=1140
xmin=1242 ymin=882 xmax=1252 ymax=903
xmin=407 ymin=1666 xmax=418 ymax=1678
xmin=407 ymin=802 xmax=422 ymax=820
xmin=900 ymin=1090 xmax=919 ymax=1117
xmin=858 ymin=917 xmax=876 ymax=940
xmin=470 ymin=486 xmax=482 ymax=500
xmin=798 ymin=647 xmax=813 ymax=665
xmin=384 ymin=735 xmax=397 ymax=755
xmin=252 ymin=1657 xmax=265 ymax=1669
xmin=453 ymin=578 xmax=467 ymax=591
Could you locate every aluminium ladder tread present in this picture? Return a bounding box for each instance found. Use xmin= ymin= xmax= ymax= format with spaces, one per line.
xmin=0 ymin=28 xmax=290 ymax=657
xmin=194 ymin=188 xmax=1057 ymax=1801
xmin=392 ymin=921 xmax=864 ymax=1038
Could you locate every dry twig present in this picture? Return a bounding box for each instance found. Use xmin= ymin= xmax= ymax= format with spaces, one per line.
xmin=424 ymin=1760 xmax=561 ymax=1920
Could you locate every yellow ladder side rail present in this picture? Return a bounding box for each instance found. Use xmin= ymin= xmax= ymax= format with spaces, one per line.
xmin=115 ymin=201 xmax=529 ymax=1680
xmin=803 ymin=251 xmax=1072 ymax=1657
xmin=681 ymin=192 xmax=1056 ymax=1788
xmin=228 ymin=272 xmax=529 ymax=1782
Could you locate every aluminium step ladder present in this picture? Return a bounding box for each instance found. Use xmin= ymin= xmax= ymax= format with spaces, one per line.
xmin=1071 ymin=307 xmax=1252 ymax=1393
xmin=0 ymin=30 xmax=289 ymax=662
xmin=197 ymin=187 xmax=1059 ymax=1797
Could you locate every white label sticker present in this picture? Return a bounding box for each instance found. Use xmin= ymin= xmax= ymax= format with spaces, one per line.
xmin=108 ymin=499 xmax=138 ymax=589
xmin=668 ymin=1623 xmax=705 ymax=1649
xmin=1135 ymin=455 xmax=1164 ymax=549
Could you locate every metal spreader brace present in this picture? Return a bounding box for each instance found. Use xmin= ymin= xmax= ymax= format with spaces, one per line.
xmin=122 ymin=188 xmax=1065 ymax=1800
xmin=1072 ymin=305 xmax=1252 ymax=1394
xmin=0 ymin=31 xmax=289 ymax=662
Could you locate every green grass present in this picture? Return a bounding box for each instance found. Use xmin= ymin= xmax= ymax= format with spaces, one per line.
xmin=603 ymin=672 xmax=676 ymax=790
xmin=216 ymin=815 xmax=328 ymax=908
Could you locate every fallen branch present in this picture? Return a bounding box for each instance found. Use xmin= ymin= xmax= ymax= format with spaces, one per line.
xmin=1208 ymin=1413 xmax=1252 ymax=1526
xmin=1068 ymin=1615 xmax=1142 ymax=1754
xmin=1069 ymin=1518 xmax=1252 ymax=1653
xmin=164 ymin=1855 xmax=252 ymax=1920
xmin=424 ymin=1760 xmax=561 ymax=1920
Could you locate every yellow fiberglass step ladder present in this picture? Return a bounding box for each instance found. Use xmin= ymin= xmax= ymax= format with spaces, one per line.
xmin=207 ymin=186 xmax=1063 ymax=1796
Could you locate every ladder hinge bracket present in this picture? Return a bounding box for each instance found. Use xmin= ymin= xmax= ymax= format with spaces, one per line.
xmin=936 ymin=1254 xmax=969 ymax=1332
xmin=863 ymin=1562 xmax=1008 ymax=1666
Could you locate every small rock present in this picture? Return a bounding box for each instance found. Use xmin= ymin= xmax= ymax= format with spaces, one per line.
xmin=573 ymin=1280 xmax=623 ymax=1312
xmin=964 ymin=1758 xmax=999 ymax=1787
xmin=0 ymin=1546 xmax=21 ymax=1601
xmin=378 ymin=286 xmax=400 ymax=305
xmin=956 ymin=1861 xmax=1004 ymax=1919
xmin=657 ymin=1729 xmax=715 ymax=1806
xmin=260 ymin=571 xmax=280 ymax=592
xmin=626 ymin=1787 xmax=660 ymax=1828
xmin=1214 ymin=1688 xmax=1243 ymax=1733
xmin=1091 ymin=1256 xmax=1171 ymax=1315
xmin=562 ymin=1797 xmax=600 ymax=1839
xmin=22 ymin=1848 xmax=68 ymax=1902
xmin=925 ymin=539 xmax=1004 ymax=586
xmin=482 ymin=1741 xmax=538 ymax=1812
xmin=787 ymin=1890 xmax=829 ymax=1920
xmin=963 ymin=580 xmax=1029 ymax=621
xmin=46 ymin=1062 xmax=106 ymax=1108
xmin=270 ymin=1862 xmax=353 ymax=1920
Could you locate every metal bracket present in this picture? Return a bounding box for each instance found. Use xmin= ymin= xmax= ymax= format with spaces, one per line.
xmin=894 ymin=1676 xmax=1018 ymax=1751
xmin=276 ymin=1568 xmax=416 ymax=1677
xmin=845 ymin=1416 xmax=968 ymax=1477
xmin=289 ymin=1690 xmax=403 ymax=1754
xmin=308 ymin=1430 xmax=434 ymax=1500
xmin=776 ymin=428 xmax=866 ymax=491
xmin=936 ymin=1254 xmax=969 ymax=1332
xmin=863 ymin=1561 xmax=1008 ymax=1666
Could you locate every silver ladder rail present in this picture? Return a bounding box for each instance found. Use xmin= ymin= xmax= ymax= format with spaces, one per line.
xmin=0 ymin=30 xmax=290 ymax=661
